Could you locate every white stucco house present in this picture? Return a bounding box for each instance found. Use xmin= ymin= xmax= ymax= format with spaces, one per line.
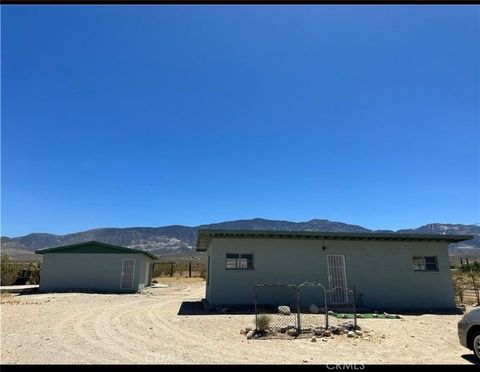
xmin=196 ymin=230 xmax=473 ymax=311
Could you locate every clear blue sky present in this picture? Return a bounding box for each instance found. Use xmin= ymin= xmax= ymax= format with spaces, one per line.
xmin=2 ymin=5 xmax=479 ymax=237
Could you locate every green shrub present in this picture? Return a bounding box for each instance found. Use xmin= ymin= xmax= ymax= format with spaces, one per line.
xmin=255 ymin=314 xmax=272 ymax=332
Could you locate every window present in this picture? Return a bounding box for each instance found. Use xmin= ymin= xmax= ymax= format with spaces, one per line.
xmin=225 ymin=253 xmax=254 ymax=270
xmin=413 ymin=256 xmax=438 ymax=272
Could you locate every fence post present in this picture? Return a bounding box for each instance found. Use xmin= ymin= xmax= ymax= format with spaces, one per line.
xmin=170 ymin=262 xmax=174 ymax=277
xmin=325 ymin=289 xmax=329 ymax=329
xmin=352 ymin=286 xmax=357 ymax=330
xmin=296 ymin=286 xmax=301 ymax=332
xmin=189 ymin=262 xmax=192 ymax=278
xmin=471 ymin=270 xmax=480 ymax=305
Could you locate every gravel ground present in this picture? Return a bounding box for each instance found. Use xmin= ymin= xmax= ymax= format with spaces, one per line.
xmin=0 ymin=279 xmax=477 ymax=365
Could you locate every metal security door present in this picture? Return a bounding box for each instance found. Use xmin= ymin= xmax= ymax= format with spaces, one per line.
xmin=327 ymin=255 xmax=348 ymax=304
xmin=120 ymin=259 xmax=135 ymax=290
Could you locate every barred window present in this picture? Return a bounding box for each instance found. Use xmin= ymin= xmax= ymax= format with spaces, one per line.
xmin=413 ymin=256 xmax=438 ymax=272
xmin=225 ymin=253 xmax=254 ymax=270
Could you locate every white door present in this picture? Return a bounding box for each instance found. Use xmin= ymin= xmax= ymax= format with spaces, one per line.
xmin=120 ymin=259 xmax=136 ymax=290
xmin=327 ymin=255 xmax=348 ymax=304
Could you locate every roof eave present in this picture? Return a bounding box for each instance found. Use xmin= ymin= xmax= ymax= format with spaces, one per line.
xmin=195 ymin=230 xmax=475 ymax=251
xmin=34 ymin=241 xmax=158 ymax=260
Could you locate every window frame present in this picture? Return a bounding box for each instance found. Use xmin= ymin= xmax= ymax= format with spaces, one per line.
xmin=412 ymin=256 xmax=439 ymax=272
xmin=225 ymin=253 xmax=254 ymax=271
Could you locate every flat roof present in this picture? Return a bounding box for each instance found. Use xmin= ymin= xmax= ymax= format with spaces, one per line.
xmin=196 ymin=229 xmax=474 ymax=251
xmin=35 ymin=241 xmax=158 ymax=260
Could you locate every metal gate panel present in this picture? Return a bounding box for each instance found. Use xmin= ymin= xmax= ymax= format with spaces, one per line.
xmin=327 ymin=255 xmax=348 ymax=304
xmin=120 ymin=259 xmax=135 ymax=289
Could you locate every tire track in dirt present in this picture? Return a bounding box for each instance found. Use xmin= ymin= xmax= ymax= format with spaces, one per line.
xmin=51 ymin=305 xmax=117 ymax=363
xmin=142 ymin=287 xmax=224 ymax=363
xmin=141 ymin=285 xmax=289 ymax=364
xmin=94 ymin=299 xmax=156 ymax=363
xmin=81 ymin=302 xmax=137 ymax=363
xmin=51 ymin=296 xmax=158 ymax=363
xmin=94 ymin=286 xmax=213 ymax=363
xmin=78 ymin=284 xmax=247 ymax=363
xmin=67 ymin=290 xmax=196 ymax=363
xmin=36 ymin=286 xmax=302 ymax=364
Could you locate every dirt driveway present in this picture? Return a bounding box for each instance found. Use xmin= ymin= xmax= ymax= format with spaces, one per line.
xmin=0 ymin=278 xmax=477 ymax=364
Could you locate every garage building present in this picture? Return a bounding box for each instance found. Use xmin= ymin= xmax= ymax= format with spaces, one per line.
xmin=35 ymin=241 xmax=157 ymax=293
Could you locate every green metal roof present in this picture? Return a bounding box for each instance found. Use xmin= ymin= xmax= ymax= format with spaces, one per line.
xmin=35 ymin=241 xmax=158 ymax=260
xmin=196 ymin=229 xmax=474 ymax=251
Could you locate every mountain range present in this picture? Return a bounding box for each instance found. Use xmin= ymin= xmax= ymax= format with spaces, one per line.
xmin=1 ymin=218 xmax=479 ymax=260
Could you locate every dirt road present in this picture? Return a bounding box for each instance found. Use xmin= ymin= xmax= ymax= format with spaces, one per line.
xmin=0 ymin=279 xmax=477 ymax=364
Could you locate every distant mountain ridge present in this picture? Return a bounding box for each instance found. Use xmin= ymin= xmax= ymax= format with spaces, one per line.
xmin=1 ymin=218 xmax=479 ymax=259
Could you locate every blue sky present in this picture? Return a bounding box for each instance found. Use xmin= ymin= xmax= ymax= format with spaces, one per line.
xmin=2 ymin=5 xmax=479 ymax=237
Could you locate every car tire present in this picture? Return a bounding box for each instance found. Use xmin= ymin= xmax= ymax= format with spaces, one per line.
xmin=473 ymin=332 xmax=480 ymax=361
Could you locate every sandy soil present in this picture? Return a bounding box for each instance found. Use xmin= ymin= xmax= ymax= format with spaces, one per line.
xmin=0 ymin=280 xmax=477 ymax=365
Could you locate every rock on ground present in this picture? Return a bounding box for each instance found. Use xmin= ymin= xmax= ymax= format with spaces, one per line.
xmin=287 ymin=328 xmax=297 ymax=337
xmin=313 ymin=328 xmax=324 ymax=336
xmin=278 ymin=306 xmax=291 ymax=315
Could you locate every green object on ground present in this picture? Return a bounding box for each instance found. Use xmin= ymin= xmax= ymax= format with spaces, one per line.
xmin=333 ymin=313 xmax=399 ymax=319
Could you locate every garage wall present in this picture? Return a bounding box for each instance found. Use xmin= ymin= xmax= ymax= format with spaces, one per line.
xmin=137 ymin=256 xmax=156 ymax=290
xmin=39 ymin=253 xmax=147 ymax=292
xmin=206 ymin=238 xmax=456 ymax=311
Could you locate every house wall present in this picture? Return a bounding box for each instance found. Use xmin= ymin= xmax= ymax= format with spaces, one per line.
xmin=39 ymin=253 xmax=150 ymax=292
xmin=206 ymin=238 xmax=456 ymax=311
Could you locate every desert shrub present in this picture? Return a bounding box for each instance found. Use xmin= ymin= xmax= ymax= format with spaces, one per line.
xmin=1 ymin=255 xmax=20 ymax=286
xmin=453 ymin=274 xmax=468 ymax=303
xmin=255 ymin=314 xmax=272 ymax=332
xmin=452 ymin=270 xmax=480 ymax=305
xmin=27 ymin=262 xmax=41 ymax=284
xmin=461 ymin=261 xmax=480 ymax=272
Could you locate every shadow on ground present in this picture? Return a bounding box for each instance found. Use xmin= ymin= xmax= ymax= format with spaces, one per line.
xmin=177 ymin=301 xmax=255 ymax=316
xmin=461 ymin=354 xmax=480 ymax=365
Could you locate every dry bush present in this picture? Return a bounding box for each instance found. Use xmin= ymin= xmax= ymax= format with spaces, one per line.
xmin=255 ymin=314 xmax=272 ymax=332
xmin=1 ymin=255 xmax=20 ymax=286
xmin=453 ymin=270 xmax=480 ymax=305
